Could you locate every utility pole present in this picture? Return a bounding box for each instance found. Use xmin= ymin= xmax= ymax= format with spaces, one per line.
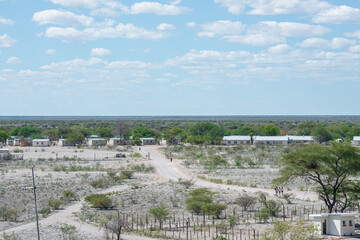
xmin=32 ymin=167 xmax=40 ymax=240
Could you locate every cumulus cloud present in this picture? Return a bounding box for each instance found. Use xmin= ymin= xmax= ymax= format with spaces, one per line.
xmin=157 ymin=23 xmax=175 ymax=31
xmin=50 ymin=0 xmax=100 ymax=8
xmin=41 ymin=57 xmax=107 ymax=71
xmin=344 ymin=30 xmax=360 ymax=39
xmin=33 ymin=9 xmax=94 ymax=27
xmin=214 ymin=0 xmax=331 ymax=15
xmin=129 ymin=2 xmax=190 ymax=15
xmin=91 ymin=48 xmax=111 ymax=56
xmin=224 ymin=21 xmax=330 ymax=46
xmin=267 ymin=44 xmax=292 ymax=54
xmin=0 ymin=34 xmax=16 ymax=47
xmin=313 ymin=5 xmax=360 ymax=24
xmin=197 ymin=20 xmax=245 ymax=38
xmin=0 ymin=16 xmax=14 ymax=25
xmin=6 ymin=57 xmax=21 ymax=65
xmin=187 ymin=22 xmax=196 ymax=28
xmin=45 ymin=23 xmax=173 ymax=42
xmin=46 ymin=49 xmax=56 ymax=54
xmin=299 ymin=37 xmax=356 ymax=49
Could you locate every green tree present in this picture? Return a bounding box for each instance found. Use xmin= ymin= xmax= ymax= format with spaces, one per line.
xmin=297 ymin=122 xmax=317 ymax=136
xmin=261 ymin=125 xmax=280 ymax=136
xmin=0 ymin=130 xmax=10 ymax=143
xmin=148 ymin=206 xmax=170 ymax=229
xmin=85 ymin=194 xmax=113 ymax=209
xmin=11 ymin=126 xmax=41 ymax=137
xmin=186 ymin=188 xmax=214 ymax=215
xmin=66 ymin=130 xmax=85 ymax=145
xmin=311 ymin=126 xmax=333 ymax=143
xmin=232 ymin=126 xmax=256 ymax=136
xmin=275 ymin=142 xmax=360 ymax=213
xmin=201 ymin=203 xmax=227 ymax=219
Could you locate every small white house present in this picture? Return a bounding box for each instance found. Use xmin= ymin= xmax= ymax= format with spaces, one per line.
xmin=0 ymin=149 xmax=10 ymax=160
xmin=108 ymin=138 xmax=124 ymax=146
xmin=352 ymin=136 xmax=360 ymax=146
xmin=6 ymin=136 xmax=20 ymax=146
xmin=140 ymin=138 xmax=156 ymax=145
xmin=32 ymin=139 xmax=51 ymax=147
xmin=253 ymin=136 xmax=289 ymax=146
xmin=288 ymin=135 xmax=314 ymax=143
xmin=310 ymin=213 xmax=358 ymax=237
xmin=88 ymin=138 xmax=107 ymax=146
xmin=222 ymin=136 xmax=252 ymax=145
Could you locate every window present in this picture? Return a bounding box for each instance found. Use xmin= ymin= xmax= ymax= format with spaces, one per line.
xmin=343 ymin=220 xmax=346 ymax=226
xmin=349 ymin=220 xmax=353 ymax=226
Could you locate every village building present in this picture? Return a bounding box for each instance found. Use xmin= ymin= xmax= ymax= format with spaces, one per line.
xmin=222 ymin=136 xmax=252 ymax=145
xmin=108 ymin=138 xmax=124 ymax=146
xmin=88 ymin=135 xmax=107 ymax=146
xmin=352 ymin=136 xmax=360 ymax=146
xmin=253 ymin=136 xmax=289 ymax=146
xmin=20 ymin=138 xmax=33 ymax=147
xmin=32 ymin=139 xmax=51 ymax=147
xmin=310 ymin=213 xmax=358 ymax=237
xmin=58 ymin=138 xmax=75 ymax=147
xmin=287 ymin=135 xmax=314 ymax=143
xmin=0 ymin=149 xmax=10 ymax=160
xmin=6 ymin=136 xmax=20 ymax=146
xmin=140 ymin=138 xmax=156 ymax=145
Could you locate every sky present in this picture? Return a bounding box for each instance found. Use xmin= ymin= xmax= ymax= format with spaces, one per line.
xmin=1 ymin=0 xmax=360 ymax=116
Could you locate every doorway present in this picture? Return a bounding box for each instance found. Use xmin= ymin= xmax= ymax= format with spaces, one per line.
xmin=322 ymin=220 xmax=326 ymax=235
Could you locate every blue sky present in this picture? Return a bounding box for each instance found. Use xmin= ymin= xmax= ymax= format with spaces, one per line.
xmin=1 ymin=0 xmax=360 ymax=115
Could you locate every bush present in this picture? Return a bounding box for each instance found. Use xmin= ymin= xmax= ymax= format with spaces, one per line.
xmin=178 ymin=178 xmax=194 ymax=189
xmin=120 ymin=170 xmax=133 ymax=179
xmin=40 ymin=207 xmax=51 ymax=217
xmin=85 ymin=194 xmax=113 ymax=209
xmin=148 ymin=206 xmax=170 ymax=229
xmin=13 ymin=149 xmax=23 ymax=153
xmin=255 ymin=208 xmax=270 ymax=222
xmin=48 ymin=199 xmax=61 ymax=210
xmin=90 ymin=177 xmax=110 ymax=189
xmin=62 ymin=190 xmax=76 ymax=202
xmin=185 ymin=188 xmax=214 ymax=215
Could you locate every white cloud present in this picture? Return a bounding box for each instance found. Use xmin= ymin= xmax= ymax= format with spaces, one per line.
xmin=157 ymin=23 xmax=175 ymax=31
xmin=46 ymin=49 xmax=56 ymax=54
xmin=6 ymin=57 xmax=21 ymax=65
xmin=41 ymin=57 xmax=107 ymax=71
xmin=344 ymin=30 xmax=360 ymax=39
xmin=187 ymin=22 xmax=196 ymax=28
xmin=129 ymin=2 xmax=190 ymax=15
xmin=33 ymin=9 xmax=94 ymax=27
xmin=349 ymin=45 xmax=360 ymax=53
xmin=155 ymin=78 xmax=170 ymax=82
xmin=50 ymin=0 xmax=100 ymax=8
xmin=214 ymin=0 xmax=331 ymax=15
xmin=91 ymin=48 xmax=111 ymax=56
xmin=224 ymin=21 xmax=330 ymax=46
xmin=45 ymin=23 xmax=173 ymax=42
xmin=197 ymin=20 xmax=245 ymax=38
xmin=0 ymin=34 xmax=16 ymax=47
xmin=313 ymin=5 xmax=360 ymax=24
xmin=267 ymin=44 xmax=292 ymax=54
xmin=299 ymin=38 xmax=356 ymax=49
xmin=0 ymin=16 xmax=14 ymax=25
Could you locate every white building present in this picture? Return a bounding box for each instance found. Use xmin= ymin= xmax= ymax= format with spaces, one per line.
xmin=310 ymin=213 xmax=358 ymax=237
xmin=0 ymin=149 xmax=10 ymax=160
xmin=352 ymin=136 xmax=360 ymax=146
xmin=32 ymin=139 xmax=51 ymax=147
xmin=6 ymin=136 xmax=20 ymax=146
xmin=288 ymin=135 xmax=314 ymax=143
xmin=253 ymin=136 xmax=289 ymax=146
xmin=140 ymin=138 xmax=156 ymax=145
xmin=108 ymin=138 xmax=124 ymax=146
xmin=222 ymin=136 xmax=252 ymax=145
xmin=88 ymin=138 xmax=107 ymax=146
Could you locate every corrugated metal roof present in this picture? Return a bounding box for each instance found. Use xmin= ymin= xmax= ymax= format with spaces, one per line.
xmin=288 ymin=136 xmax=313 ymax=141
xmin=253 ymin=136 xmax=288 ymax=141
xmin=140 ymin=138 xmax=155 ymax=140
xmin=89 ymin=138 xmax=106 ymax=141
xmin=223 ymin=136 xmax=251 ymax=141
xmin=32 ymin=139 xmax=50 ymax=142
xmin=353 ymin=136 xmax=360 ymax=141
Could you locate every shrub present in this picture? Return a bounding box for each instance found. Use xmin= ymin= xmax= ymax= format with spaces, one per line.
xmin=178 ymin=178 xmax=194 ymax=189
xmin=120 ymin=170 xmax=133 ymax=179
xmin=255 ymin=208 xmax=270 ymax=222
xmin=13 ymin=149 xmax=23 ymax=153
xmin=90 ymin=177 xmax=110 ymax=189
xmin=148 ymin=206 xmax=170 ymax=229
xmin=85 ymin=194 xmax=113 ymax=209
xmin=40 ymin=207 xmax=51 ymax=217
xmin=48 ymin=199 xmax=61 ymax=210
xmin=62 ymin=190 xmax=76 ymax=202
xmin=185 ymin=188 xmax=214 ymax=215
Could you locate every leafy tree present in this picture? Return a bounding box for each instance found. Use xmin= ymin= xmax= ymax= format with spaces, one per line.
xmin=201 ymin=203 xmax=227 ymax=219
xmin=275 ymin=142 xmax=360 ymax=213
xmin=187 ymin=122 xmax=225 ymax=144
xmin=43 ymin=129 xmax=59 ymax=141
xmin=258 ymin=193 xmax=281 ymax=217
xmin=297 ymin=122 xmax=318 ymax=136
xmin=85 ymin=194 xmax=113 ymax=209
xmin=232 ymin=126 xmax=256 ymax=136
xmin=311 ymin=126 xmax=332 ymax=143
xmin=66 ymin=130 xmax=85 ymax=145
xmin=132 ymin=126 xmax=156 ymax=138
xmin=186 ymin=188 xmax=214 ymax=215
xmin=148 ymin=206 xmax=170 ymax=229
xmin=11 ymin=126 xmax=41 ymax=137
xmin=0 ymin=130 xmax=10 ymax=142
xmin=95 ymin=127 xmax=113 ymax=138
xmin=261 ymin=125 xmax=280 ymax=136
xmin=235 ymin=194 xmax=256 ymax=211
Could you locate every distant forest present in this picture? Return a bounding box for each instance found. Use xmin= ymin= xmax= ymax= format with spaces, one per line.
xmin=0 ymin=116 xmax=360 ymax=145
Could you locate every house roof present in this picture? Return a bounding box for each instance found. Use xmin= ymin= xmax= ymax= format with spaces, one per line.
xmin=140 ymin=138 xmax=155 ymax=140
xmin=223 ymin=136 xmax=251 ymax=141
xmin=353 ymin=136 xmax=360 ymax=141
xmin=253 ymin=136 xmax=289 ymax=141
xmin=32 ymin=139 xmax=50 ymax=142
xmin=287 ymin=135 xmax=313 ymax=141
xmin=110 ymin=137 xmax=124 ymax=140
xmin=90 ymin=135 xmax=99 ymax=138
xmin=310 ymin=213 xmax=359 ymax=218
xmin=89 ymin=138 xmax=106 ymax=141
